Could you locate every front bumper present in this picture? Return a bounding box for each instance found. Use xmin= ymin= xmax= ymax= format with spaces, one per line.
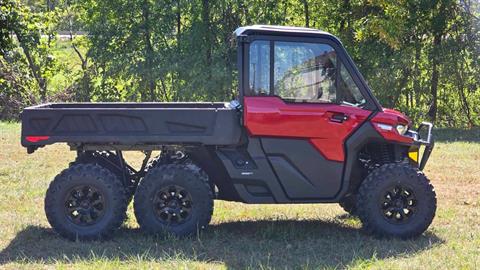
xmin=406 ymin=122 xmax=434 ymax=170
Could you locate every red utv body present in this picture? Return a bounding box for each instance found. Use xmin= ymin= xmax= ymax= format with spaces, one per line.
xmin=21 ymin=25 xmax=436 ymax=240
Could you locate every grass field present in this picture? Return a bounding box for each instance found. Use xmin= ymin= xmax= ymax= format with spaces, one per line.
xmin=0 ymin=122 xmax=479 ymax=269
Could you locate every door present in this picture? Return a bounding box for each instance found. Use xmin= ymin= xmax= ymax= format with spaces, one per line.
xmin=244 ymin=39 xmax=373 ymax=199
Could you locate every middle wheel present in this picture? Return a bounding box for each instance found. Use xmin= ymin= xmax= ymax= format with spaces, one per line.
xmin=134 ymin=164 xmax=214 ymax=237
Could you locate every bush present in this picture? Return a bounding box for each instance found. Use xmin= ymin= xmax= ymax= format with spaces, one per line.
xmin=0 ymin=55 xmax=37 ymax=120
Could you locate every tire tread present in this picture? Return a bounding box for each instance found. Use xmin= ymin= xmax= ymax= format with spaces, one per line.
xmin=356 ymin=163 xmax=436 ymax=238
xmin=134 ymin=163 xmax=213 ymax=237
xmin=45 ymin=163 xmax=128 ymax=241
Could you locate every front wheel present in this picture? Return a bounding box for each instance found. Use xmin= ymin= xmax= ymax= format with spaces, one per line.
xmin=356 ymin=163 xmax=436 ymax=239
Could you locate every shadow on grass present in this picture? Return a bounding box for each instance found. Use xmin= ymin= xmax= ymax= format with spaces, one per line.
xmin=0 ymin=218 xmax=444 ymax=268
xmin=433 ymin=127 xmax=480 ymax=142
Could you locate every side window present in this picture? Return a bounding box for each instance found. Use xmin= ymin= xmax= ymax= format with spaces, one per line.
xmin=249 ymin=41 xmax=270 ymax=95
xmin=274 ymin=42 xmax=336 ymax=103
xmin=248 ymin=40 xmax=367 ymax=107
xmin=338 ymin=64 xmax=365 ymax=106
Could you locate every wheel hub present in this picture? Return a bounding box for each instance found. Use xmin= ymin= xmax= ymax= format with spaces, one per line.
xmin=153 ymin=185 xmax=192 ymax=225
xmin=394 ymin=199 xmax=403 ymax=208
xmin=168 ymin=200 xmax=178 ymax=208
xmin=80 ymin=199 xmax=90 ymax=208
xmin=64 ymin=185 xmax=106 ymax=226
xmin=381 ymin=185 xmax=416 ymax=224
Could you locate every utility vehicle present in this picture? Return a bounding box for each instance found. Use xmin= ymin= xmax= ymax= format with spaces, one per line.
xmin=21 ymin=25 xmax=436 ymax=240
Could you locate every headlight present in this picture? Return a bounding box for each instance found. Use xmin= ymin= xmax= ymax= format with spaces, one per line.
xmin=396 ymin=124 xmax=408 ymax=135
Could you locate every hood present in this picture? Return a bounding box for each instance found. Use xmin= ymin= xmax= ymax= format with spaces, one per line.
xmin=370 ymin=107 xmax=415 ymax=144
xmin=382 ymin=108 xmax=412 ymax=126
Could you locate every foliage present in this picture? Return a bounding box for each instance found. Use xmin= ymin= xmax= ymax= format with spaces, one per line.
xmin=0 ymin=55 xmax=36 ymax=119
xmin=0 ymin=0 xmax=479 ymax=127
xmin=0 ymin=0 xmax=67 ymax=119
xmin=0 ymin=122 xmax=480 ymax=268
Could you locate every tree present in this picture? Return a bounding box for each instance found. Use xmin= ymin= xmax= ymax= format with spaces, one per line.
xmin=1 ymin=0 xmax=58 ymax=102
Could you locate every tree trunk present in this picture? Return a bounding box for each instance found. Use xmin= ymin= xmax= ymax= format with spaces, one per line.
xmin=455 ymin=60 xmax=473 ymax=127
xmin=236 ymin=0 xmax=249 ymax=25
xmin=202 ymin=0 xmax=212 ymax=83
xmin=392 ymin=67 xmax=410 ymax=108
xmin=159 ymin=78 xmax=170 ymax=101
xmin=302 ymin=0 xmax=310 ymax=28
xmin=202 ymin=0 xmax=212 ymax=65
xmin=339 ymin=0 xmax=353 ymax=44
xmin=413 ymin=39 xmax=421 ymax=106
xmin=176 ymin=0 xmax=181 ymax=40
xmin=172 ymin=0 xmax=181 ymax=100
xmin=69 ymin=18 xmax=90 ymax=101
xmin=142 ymin=0 xmax=156 ymax=101
xmin=427 ymin=34 xmax=441 ymax=123
xmin=14 ymin=30 xmax=47 ymax=102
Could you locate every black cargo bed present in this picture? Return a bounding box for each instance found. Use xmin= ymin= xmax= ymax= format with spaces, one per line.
xmin=21 ymin=102 xmax=242 ymax=150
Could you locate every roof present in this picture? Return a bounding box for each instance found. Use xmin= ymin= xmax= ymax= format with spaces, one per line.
xmin=234 ymin=25 xmax=335 ymax=39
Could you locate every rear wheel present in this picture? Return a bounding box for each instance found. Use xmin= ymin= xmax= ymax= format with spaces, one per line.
xmin=45 ymin=164 xmax=128 ymax=241
xmin=134 ymin=164 xmax=213 ymax=237
xmin=356 ymin=163 xmax=436 ymax=239
xmin=71 ymin=151 xmax=137 ymax=203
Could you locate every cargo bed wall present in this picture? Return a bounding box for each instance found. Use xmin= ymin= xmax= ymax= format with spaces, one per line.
xmin=21 ymin=103 xmax=242 ymax=148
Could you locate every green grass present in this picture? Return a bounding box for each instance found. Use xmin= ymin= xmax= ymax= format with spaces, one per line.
xmin=0 ymin=121 xmax=479 ymax=269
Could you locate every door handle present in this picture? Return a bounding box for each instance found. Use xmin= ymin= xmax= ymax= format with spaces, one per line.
xmin=330 ymin=113 xmax=349 ymax=123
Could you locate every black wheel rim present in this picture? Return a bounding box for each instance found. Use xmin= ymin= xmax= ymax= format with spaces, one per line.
xmin=380 ymin=185 xmax=416 ymax=224
xmin=64 ymin=185 xmax=106 ymax=226
xmin=152 ymin=185 xmax=192 ymax=225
